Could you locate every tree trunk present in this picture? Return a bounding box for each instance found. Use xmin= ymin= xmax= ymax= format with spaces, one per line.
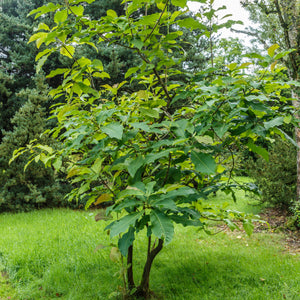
xmin=293 ymin=94 xmax=300 ymax=201
xmin=127 ymin=245 xmax=135 ymax=292
xmin=275 ymin=0 xmax=300 ymax=201
xmin=285 ymin=0 xmax=300 ymax=202
xmin=134 ymin=238 xmax=164 ymax=299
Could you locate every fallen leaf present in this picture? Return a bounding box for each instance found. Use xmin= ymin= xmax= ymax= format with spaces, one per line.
xmin=94 ymin=244 xmax=107 ymax=252
xmin=110 ymin=247 xmax=121 ymax=263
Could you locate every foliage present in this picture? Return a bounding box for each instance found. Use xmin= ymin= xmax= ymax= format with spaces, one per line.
xmin=241 ymin=0 xmax=300 ymax=227
xmin=214 ymin=37 xmax=245 ymax=68
xmin=0 ymin=0 xmax=51 ymax=143
xmin=249 ymin=137 xmax=297 ymax=208
xmin=290 ymin=201 xmax=300 ymax=228
xmin=17 ymin=0 xmax=296 ymax=297
xmin=240 ymin=0 xmax=284 ymax=50
xmin=0 ymin=75 xmax=70 ymax=212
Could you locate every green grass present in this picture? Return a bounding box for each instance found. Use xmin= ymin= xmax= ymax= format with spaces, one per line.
xmin=0 ymin=193 xmax=299 ymax=299
xmin=205 ymin=176 xmax=265 ymax=215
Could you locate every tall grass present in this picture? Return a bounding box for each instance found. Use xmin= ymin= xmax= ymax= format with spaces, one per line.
xmin=0 ymin=198 xmax=299 ymax=299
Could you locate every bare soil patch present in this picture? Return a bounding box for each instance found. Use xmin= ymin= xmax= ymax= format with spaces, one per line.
xmin=257 ymin=208 xmax=300 ymax=254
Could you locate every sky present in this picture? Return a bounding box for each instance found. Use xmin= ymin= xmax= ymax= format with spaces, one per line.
xmin=188 ymin=0 xmax=257 ymax=46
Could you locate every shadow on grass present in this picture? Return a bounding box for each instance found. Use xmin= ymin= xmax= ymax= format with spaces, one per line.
xmin=149 ymin=233 xmax=300 ymax=300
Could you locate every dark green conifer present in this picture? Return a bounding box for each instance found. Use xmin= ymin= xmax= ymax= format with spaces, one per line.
xmin=0 ymin=74 xmax=68 ymax=212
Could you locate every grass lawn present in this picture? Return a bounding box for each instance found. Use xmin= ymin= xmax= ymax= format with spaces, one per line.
xmin=0 ymin=186 xmax=299 ymax=299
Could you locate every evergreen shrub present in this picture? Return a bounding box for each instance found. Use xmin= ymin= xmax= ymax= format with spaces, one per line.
xmin=249 ymin=137 xmax=297 ymax=209
xmin=0 ymin=76 xmax=71 ymax=212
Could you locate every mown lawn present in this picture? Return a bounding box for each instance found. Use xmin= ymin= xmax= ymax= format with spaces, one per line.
xmin=0 ymin=188 xmax=299 ymax=299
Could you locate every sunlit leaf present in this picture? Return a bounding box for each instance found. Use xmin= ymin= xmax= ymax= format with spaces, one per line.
xmin=60 ymin=45 xmax=75 ymax=59
xmin=54 ymin=9 xmax=68 ymax=24
xmin=110 ymin=247 xmax=121 ymax=262
xmin=171 ymin=0 xmax=187 ymax=8
xmin=107 ymin=9 xmax=118 ymax=18
xmin=70 ymin=5 xmax=84 ymax=16
xmin=267 ymin=44 xmax=280 ymax=58
xmin=243 ymin=219 xmax=254 ymax=236
xmin=94 ymin=194 xmax=112 ymax=205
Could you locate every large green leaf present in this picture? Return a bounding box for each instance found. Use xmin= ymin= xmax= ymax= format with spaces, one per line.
xmin=137 ymin=13 xmax=160 ymax=25
xmin=170 ymin=215 xmax=203 ymax=227
xmin=107 ymin=9 xmax=118 ymax=18
xmin=213 ymin=123 xmax=229 ymax=138
xmin=127 ymin=156 xmax=144 ymax=178
xmin=145 ymin=150 xmax=171 ymax=164
xmin=28 ymin=3 xmax=62 ymax=18
xmin=150 ymin=210 xmax=174 ymax=245
xmin=46 ymin=68 xmax=69 ymax=78
xmin=70 ymin=5 xmax=84 ymax=16
xmin=54 ymin=9 xmax=68 ymax=24
xmin=60 ymin=45 xmax=75 ymax=59
xmin=150 ymin=198 xmax=177 ymax=211
xmin=177 ymin=18 xmax=206 ymax=30
xmin=107 ymin=211 xmax=143 ymax=238
xmin=247 ymin=141 xmax=269 ymax=162
xmin=263 ymin=117 xmax=284 ymax=130
xmin=125 ymin=67 xmax=139 ymax=79
xmin=112 ymin=199 xmax=139 ymax=213
xmin=118 ymin=227 xmax=135 ymax=256
xmin=171 ymin=0 xmax=187 ymax=8
xmin=267 ymin=44 xmax=280 ymax=58
xmin=36 ymin=54 xmax=49 ymax=73
xmin=102 ymin=123 xmax=123 ymax=140
xmin=191 ymin=151 xmax=216 ymax=175
xmin=140 ymin=108 xmax=159 ymax=118
xmin=117 ymin=187 xmax=145 ymax=200
xmin=243 ymin=219 xmax=254 ymax=236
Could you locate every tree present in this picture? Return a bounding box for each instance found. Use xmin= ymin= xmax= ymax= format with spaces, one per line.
xmin=0 ymin=4 xmax=36 ymax=139
xmin=241 ymin=0 xmax=300 ymax=210
xmin=0 ymin=74 xmax=68 ymax=212
xmin=18 ymin=0 xmax=295 ymax=297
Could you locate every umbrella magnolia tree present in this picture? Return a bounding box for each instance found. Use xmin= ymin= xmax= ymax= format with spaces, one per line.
xmin=14 ymin=0 xmax=296 ymax=297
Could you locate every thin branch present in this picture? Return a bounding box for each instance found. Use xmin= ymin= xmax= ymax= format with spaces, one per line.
xmin=143 ymin=0 xmax=169 ymax=44
xmin=98 ymin=173 xmax=116 ymax=196
xmin=230 ymin=28 xmax=269 ymax=49
xmin=211 ymin=127 xmax=235 ymax=184
xmin=152 ymin=66 xmax=173 ymax=107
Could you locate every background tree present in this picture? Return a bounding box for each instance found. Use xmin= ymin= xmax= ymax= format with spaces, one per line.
xmin=0 ymin=74 xmax=69 ymax=212
xmin=0 ymin=2 xmax=37 ymax=140
xmin=241 ymin=0 xmax=300 ymax=215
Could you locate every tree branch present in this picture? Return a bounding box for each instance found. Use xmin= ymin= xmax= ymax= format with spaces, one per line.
xmin=273 ymin=0 xmax=298 ymax=79
xmin=143 ymin=0 xmax=169 ymax=44
xmin=230 ymin=28 xmax=269 ymax=49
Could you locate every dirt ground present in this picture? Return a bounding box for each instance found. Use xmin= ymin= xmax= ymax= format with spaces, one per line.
xmin=257 ymin=208 xmax=300 ymax=254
